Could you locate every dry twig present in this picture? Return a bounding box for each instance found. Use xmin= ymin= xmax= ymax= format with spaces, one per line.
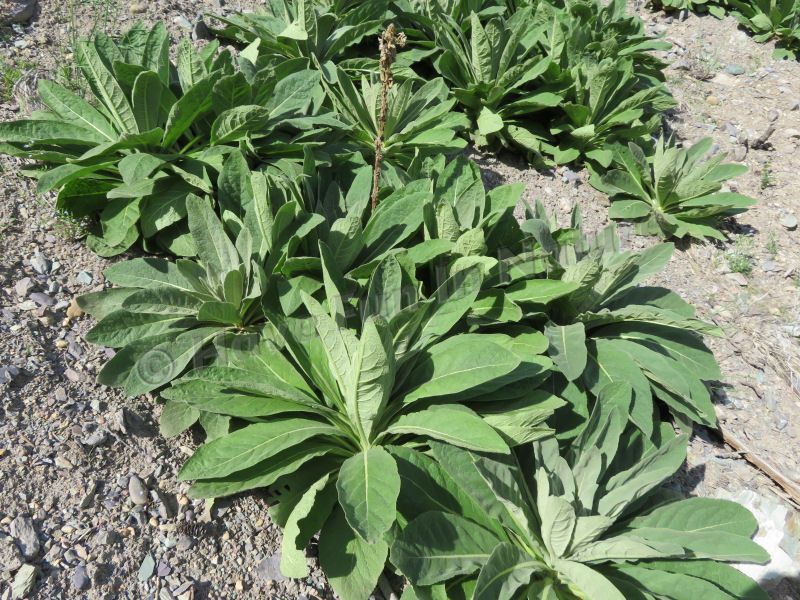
xmin=720 ymin=427 xmax=800 ymax=506
xmin=371 ymin=24 xmax=406 ymax=214
xmin=749 ymin=125 xmax=775 ymax=150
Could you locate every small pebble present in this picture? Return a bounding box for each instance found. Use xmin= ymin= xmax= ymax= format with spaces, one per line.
xmin=82 ymin=430 xmax=108 ymax=447
xmin=725 ymin=272 xmax=748 ymax=286
xmin=157 ymin=560 xmax=171 ymax=577
xmin=129 ymin=475 xmax=149 ymax=505
xmin=71 ymin=566 xmax=90 ymax=591
xmin=67 ymin=298 xmax=83 ymax=319
xmin=706 ymin=95 xmax=720 ymax=105
xmin=138 ymin=553 xmax=156 ymax=582
xmin=29 ymin=292 xmax=55 ymax=307
xmin=75 ymin=271 xmax=93 ymax=285
xmin=725 ymin=65 xmax=745 ymax=75
xmin=781 ymin=214 xmax=798 ymax=230
xmin=54 ymin=456 xmax=73 ymax=470
xmin=92 ymin=530 xmax=118 ymax=547
xmin=176 ymin=536 xmax=193 ymax=552
xmin=30 ymin=252 xmax=48 ymax=275
xmin=15 ymin=277 xmax=34 ymax=298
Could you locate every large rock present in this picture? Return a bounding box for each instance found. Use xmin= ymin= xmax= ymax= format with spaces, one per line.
xmin=0 ymin=533 xmax=24 ymax=572
xmin=9 ymin=516 xmax=39 ymax=560
xmin=0 ymin=0 xmax=37 ymax=25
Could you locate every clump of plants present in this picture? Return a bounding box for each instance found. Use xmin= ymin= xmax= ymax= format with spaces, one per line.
xmin=649 ymin=0 xmax=800 ymax=59
xmin=393 ymin=405 xmax=769 ymax=600
xmin=592 ymin=135 xmax=756 ymax=240
xmin=0 ymin=6 xmax=771 ymax=600
xmin=0 ymin=23 xmax=345 ymax=256
xmin=728 ymin=0 xmax=800 ymax=58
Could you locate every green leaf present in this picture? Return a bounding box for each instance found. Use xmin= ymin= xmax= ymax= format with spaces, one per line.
xmin=392 ymin=511 xmax=500 ymax=586
xmin=473 ymin=543 xmax=544 ymax=600
xmin=131 ymin=71 xmax=163 ymax=132
xmin=554 ymin=560 xmax=626 ymax=600
xmin=177 ymin=38 xmax=207 ymax=93
xmin=101 ymin=197 xmax=141 ymax=247
xmin=431 ymin=442 xmax=521 ymax=528
xmin=319 ymin=508 xmax=389 ymax=600
xmin=197 ymin=301 xmax=242 ymax=325
xmin=188 ymin=443 xmax=335 ymax=499
xmin=545 ymin=323 xmax=587 ymax=381
xmin=624 ymin=498 xmax=769 ymax=563
xmin=86 ymin=311 xmax=193 ymax=347
xmin=37 ymin=79 xmax=115 ymax=141
xmin=266 ymin=69 xmax=320 ymax=118
xmin=389 ymin=446 xmax=502 ymax=536
xmin=540 ymin=495 xmax=576 ymax=557
xmin=469 ymin=290 xmax=523 ymax=324
xmin=178 ymin=418 xmax=340 ymax=480
xmin=162 ymin=75 xmax=215 ymax=148
xmin=96 ymin=333 xmax=173 ymax=387
xmin=212 ymin=72 xmax=253 ymax=115
xmin=199 ymin=411 xmax=230 ymax=441
xmin=104 ymin=258 xmax=195 ymax=292
xmin=302 ymin=291 xmax=355 ymax=400
xmin=478 ymin=392 xmax=563 ymax=446
xmin=118 ymin=153 xmax=165 ymax=185
xmin=403 ymin=336 xmax=520 ymax=402
xmin=336 ymin=447 xmax=400 ymax=544
xmin=386 ymin=406 xmax=508 ymax=453
xmin=351 ymin=316 xmax=394 ymax=437
xmin=0 ymin=119 xmax=104 ymax=144
xmin=142 ymin=22 xmax=170 ymax=85
xmin=599 ymin=434 xmax=689 ymax=518
xmin=77 ymin=288 xmax=138 ymax=320
xmin=210 ymin=105 xmax=271 ymax=145
xmin=137 ymin=180 xmax=194 ymax=238
xmin=614 ymin=564 xmax=744 ymax=600
xmin=77 ymin=39 xmax=138 ymax=133
xmin=124 ymin=327 xmax=219 ymax=395
xmin=364 ymin=255 xmax=403 ymax=321
xmin=160 ymin=399 xmax=200 ymax=437
xmin=362 ymin=189 xmax=427 ymax=261
xmin=477 ymin=106 xmax=504 ymax=136
xmin=186 ymin=194 xmax=239 ymax=281
xmin=328 ymin=215 xmax=364 ymax=270
xmin=37 ymin=161 xmax=116 ymax=194
xmin=281 ymin=474 xmax=338 ymax=578
xmin=505 ymin=280 xmax=579 ymax=304
xmin=122 ymin=287 xmax=203 ymax=315
xmin=86 ymin=224 xmax=138 ymax=257
xmin=634 ymin=560 xmax=769 ymax=600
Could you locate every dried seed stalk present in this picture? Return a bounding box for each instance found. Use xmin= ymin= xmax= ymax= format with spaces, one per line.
xmin=371 ymin=24 xmax=406 ymax=214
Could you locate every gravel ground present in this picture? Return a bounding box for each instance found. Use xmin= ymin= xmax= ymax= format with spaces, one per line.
xmin=1 ymin=1 xmax=799 ymax=599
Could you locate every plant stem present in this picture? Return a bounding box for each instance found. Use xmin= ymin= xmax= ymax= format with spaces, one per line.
xmin=371 ymin=24 xmax=406 ymax=214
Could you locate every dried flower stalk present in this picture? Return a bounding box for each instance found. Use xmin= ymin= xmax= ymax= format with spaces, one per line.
xmin=371 ymin=24 xmax=406 ymax=214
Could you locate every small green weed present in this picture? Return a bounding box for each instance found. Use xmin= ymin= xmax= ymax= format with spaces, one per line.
xmin=1 ymin=63 xmax=23 ymax=103
xmin=726 ymin=237 xmax=754 ymax=274
xmin=761 ymin=161 xmax=772 ymax=189
xmin=765 ymin=232 xmax=778 ymax=257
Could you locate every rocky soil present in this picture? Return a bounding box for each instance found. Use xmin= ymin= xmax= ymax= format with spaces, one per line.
xmin=1 ymin=0 xmax=799 ymax=599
